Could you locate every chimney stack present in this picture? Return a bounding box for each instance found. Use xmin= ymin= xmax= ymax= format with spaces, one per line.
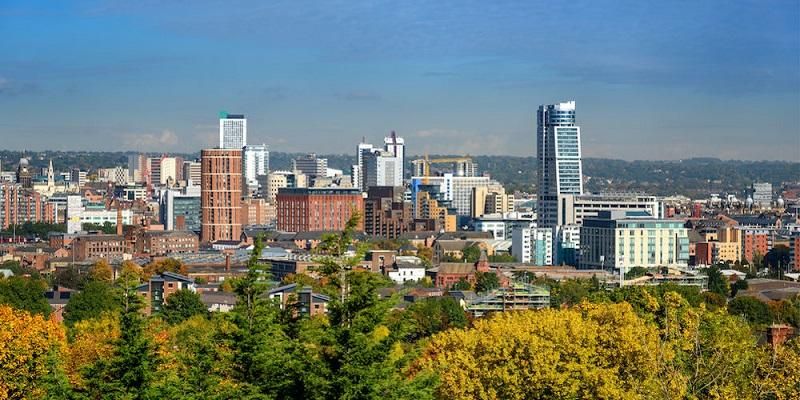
xmin=116 ymin=206 xmax=123 ymax=236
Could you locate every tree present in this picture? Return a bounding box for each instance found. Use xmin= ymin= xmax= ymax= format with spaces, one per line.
xmin=416 ymin=246 xmax=433 ymax=265
xmin=0 ymin=305 xmax=67 ymax=399
xmin=83 ymin=272 xmax=156 ymax=398
xmin=65 ymin=313 xmax=120 ymax=389
xmin=54 ymin=265 xmax=88 ymax=290
xmin=703 ymin=265 xmax=729 ymax=297
xmin=728 ymin=296 xmax=774 ymax=326
xmin=461 ymin=245 xmax=481 ymax=263
xmin=89 ymin=259 xmax=113 ymax=283
xmin=488 ymin=253 xmax=516 ymax=262
xmin=63 ymin=281 xmax=121 ymax=327
xmin=765 ymin=245 xmax=791 ymax=273
xmin=160 ymin=289 xmax=208 ymax=325
xmin=474 ymin=271 xmax=499 ymax=293
xmin=402 ymin=297 xmax=468 ymax=341
xmin=0 ymin=275 xmax=50 ymax=317
xmin=731 ymin=279 xmax=749 ymax=297
xmin=450 ymin=277 xmax=472 ymax=291
xmin=625 ymin=266 xmax=649 ymax=279
xmin=143 ymin=258 xmax=186 ymax=278
xmin=414 ymin=303 xmax=661 ymax=399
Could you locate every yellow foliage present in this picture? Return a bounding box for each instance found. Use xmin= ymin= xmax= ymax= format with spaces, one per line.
xmin=65 ymin=313 xmax=120 ymax=388
xmin=371 ymin=324 xmax=391 ymax=343
xmin=89 ymin=259 xmax=113 ymax=282
xmin=415 ymin=303 xmax=660 ymax=400
xmin=0 ymin=305 xmax=67 ymax=399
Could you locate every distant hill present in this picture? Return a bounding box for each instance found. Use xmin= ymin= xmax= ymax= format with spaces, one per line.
xmin=1 ymin=150 xmax=796 ymax=198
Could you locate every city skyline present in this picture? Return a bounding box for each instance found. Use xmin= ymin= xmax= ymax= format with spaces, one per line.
xmin=1 ymin=1 xmax=798 ymax=160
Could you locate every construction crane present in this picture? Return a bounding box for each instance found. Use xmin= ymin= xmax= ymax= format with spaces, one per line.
xmin=413 ymin=155 xmax=474 ymax=184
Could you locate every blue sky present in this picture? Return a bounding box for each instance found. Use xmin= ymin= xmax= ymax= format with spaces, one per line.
xmin=1 ymin=0 xmax=798 ymax=160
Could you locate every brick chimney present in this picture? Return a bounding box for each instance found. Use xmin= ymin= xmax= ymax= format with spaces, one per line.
xmin=116 ymin=206 xmax=123 ymax=236
xmin=225 ymin=254 xmax=231 ymax=272
xmin=767 ymin=324 xmax=794 ymax=347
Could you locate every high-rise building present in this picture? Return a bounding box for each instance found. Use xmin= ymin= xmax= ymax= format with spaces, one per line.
xmin=410 ymin=174 xmax=496 ymax=218
xmin=243 ymin=144 xmax=269 ymax=191
xmin=16 ymin=158 xmax=33 ymax=189
xmin=200 ymin=149 xmax=242 ymax=242
xmin=182 ymin=160 xmax=201 ymax=185
xmin=471 ymin=185 xmax=514 ymax=218
xmin=413 ymin=184 xmax=457 ymax=232
xmin=537 ymin=100 xmax=583 ymax=228
xmin=219 ymin=112 xmax=247 ymax=149
xmin=355 ymin=132 xmax=405 ymax=191
xmin=70 ymin=169 xmax=88 ymax=188
xmin=276 ymin=187 xmax=363 ymax=232
xmin=292 ymin=153 xmax=328 ymax=178
xmin=0 ymin=183 xmax=46 ymax=229
xmin=128 ymin=154 xmax=147 ymax=183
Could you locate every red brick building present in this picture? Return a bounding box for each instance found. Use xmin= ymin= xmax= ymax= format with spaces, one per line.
xmin=363 ymin=186 xmax=414 ymax=239
xmin=741 ymin=228 xmax=770 ymax=263
xmin=791 ymin=234 xmax=800 ymax=271
xmin=72 ymin=234 xmax=126 ymax=261
xmin=695 ymin=242 xmax=712 ymax=266
xmin=276 ymin=188 xmax=363 ymax=232
xmin=135 ymin=230 xmax=199 ymax=256
xmin=200 ymin=148 xmax=242 ymax=243
xmin=0 ymin=183 xmax=46 ymax=229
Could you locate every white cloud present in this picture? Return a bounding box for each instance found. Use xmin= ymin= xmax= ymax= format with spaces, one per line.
xmin=123 ymin=130 xmax=179 ymax=151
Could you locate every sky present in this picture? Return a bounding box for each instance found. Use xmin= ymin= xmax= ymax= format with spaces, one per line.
xmin=1 ymin=0 xmax=798 ymax=160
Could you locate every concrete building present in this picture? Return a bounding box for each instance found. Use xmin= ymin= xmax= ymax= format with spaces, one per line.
xmin=471 ymin=186 xmax=514 ymax=218
xmin=413 ymin=184 xmax=457 ymax=233
xmin=243 ymin=144 xmax=269 ymax=192
xmin=537 ymin=100 xmax=583 ymax=228
xmin=579 ymin=211 xmax=689 ymax=272
xmin=512 ymin=227 xmax=554 ymax=265
xmin=276 ymin=187 xmax=363 ymax=232
xmin=363 ymin=186 xmax=413 ymax=239
xmin=555 ymin=193 xmax=664 ymax=226
xmin=159 ymin=185 xmax=201 ymax=232
xmin=200 ymin=149 xmax=242 ymax=243
xmin=292 ymin=153 xmax=327 ymax=178
xmin=219 ymin=112 xmax=247 ymax=149
xmin=241 ymin=197 xmax=276 ymax=227
xmin=264 ymin=170 xmax=308 ymax=203
xmin=357 ymin=132 xmax=405 ymax=191
xmin=410 ymin=174 xmax=496 ymax=218
xmin=128 ymin=154 xmax=147 ymax=183
xmin=473 ymin=212 xmax=535 ymax=240
xmin=750 ymin=182 xmax=773 ymax=208
xmin=182 ymin=160 xmax=201 ymax=185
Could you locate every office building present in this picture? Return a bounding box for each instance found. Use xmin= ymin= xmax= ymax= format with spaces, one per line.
xmin=471 ymin=185 xmax=514 ymax=218
xmin=363 ymin=186 xmax=414 ymax=239
xmin=555 ymin=224 xmax=581 ymax=266
xmin=537 ymin=100 xmax=583 ymax=228
xmin=72 ymin=234 xmax=126 ymax=261
xmin=512 ymin=227 xmax=554 ymax=265
xmin=243 ymin=144 xmax=269 ymax=192
xmin=159 ymin=185 xmax=201 ymax=232
xmin=413 ymin=184 xmax=457 ymax=233
xmin=579 ymin=211 xmax=689 ymax=272
xmin=354 ymin=132 xmax=405 ymax=191
xmin=276 ymin=187 xmax=363 ymax=232
xmin=200 ymin=149 xmax=242 ymax=243
xmin=241 ymin=197 xmax=276 ymax=227
xmin=264 ymin=170 xmax=308 ymax=203
xmin=135 ymin=231 xmax=199 ymax=256
xmin=219 ymin=112 xmax=247 ymax=149
xmin=410 ymin=174 xmax=496 ymax=218
xmin=473 ymin=212 xmax=535 ymax=240
xmin=70 ymin=169 xmax=88 ymax=188
xmin=292 ymin=153 xmax=328 ymax=178
xmin=182 ymin=160 xmax=201 ymax=185
xmin=554 ymin=193 xmax=664 ymax=226
xmin=128 ymin=154 xmax=148 ymax=183
xmin=750 ymin=182 xmax=773 ymax=208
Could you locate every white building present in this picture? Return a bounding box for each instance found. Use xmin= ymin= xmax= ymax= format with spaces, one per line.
xmin=388 ymin=256 xmax=427 ymax=284
xmin=537 ymin=100 xmax=583 ymax=228
xmin=182 ymin=160 xmax=201 ymax=185
xmin=219 ymin=112 xmax=247 ymax=149
xmin=243 ymin=144 xmax=269 ymax=190
xmin=158 ymin=157 xmax=177 ymax=186
xmin=512 ymin=227 xmax=554 ymax=265
xmin=357 ymin=132 xmax=405 ymax=191
xmin=555 ymin=193 xmax=664 ymax=226
xmin=579 ymin=210 xmax=689 ymax=273
xmin=411 ymin=174 xmax=496 ymax=217
xmin=474 ymin=212 xmax=535 ymax=240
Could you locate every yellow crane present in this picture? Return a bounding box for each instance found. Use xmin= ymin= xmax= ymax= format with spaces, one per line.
xmin=413 ymin=155 xmax=473 ymax=184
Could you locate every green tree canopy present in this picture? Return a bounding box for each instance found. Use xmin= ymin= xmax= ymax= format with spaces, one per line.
xmin=63 ymin=281 xmax=121 ymax=327
xmin=160 ymin=289 xmax=207 ymax=325
xmin=0 ymin=276 xmax=50 ymax=317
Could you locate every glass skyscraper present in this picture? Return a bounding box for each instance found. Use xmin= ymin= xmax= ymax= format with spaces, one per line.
xmin=537 ymin=100 xmax=583 ymax=228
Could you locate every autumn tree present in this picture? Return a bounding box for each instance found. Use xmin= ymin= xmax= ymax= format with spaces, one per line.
xmin=65 ymin=313 xmax=120 ymax=390
xmin=143 ymin=258 xmax=186 ymax=278
xmin=0 ymin=305 xmax=67 ymax=399
xmin=415 ymin=303 xmax=661 ymax=399
xmin=89 ymin=259 xmax=113 ymax=282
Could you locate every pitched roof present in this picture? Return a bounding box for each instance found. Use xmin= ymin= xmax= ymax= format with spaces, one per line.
xmin=436 ymin=262 xmax=476 ymax=275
